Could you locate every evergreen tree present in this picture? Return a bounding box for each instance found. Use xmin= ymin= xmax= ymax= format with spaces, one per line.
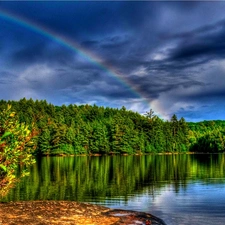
xmin=0 ymin=99 xmax=224 ymax=155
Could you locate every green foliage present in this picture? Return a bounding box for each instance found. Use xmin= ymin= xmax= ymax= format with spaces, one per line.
xmin=0 ymin=98 xmax=225 ymax=156
xmin=3 ymin=154 xmax=225 ymax=202
xmin=0 ymin=105 xmax=36 ymax=196
xmin=188 ymin=121 xmax=225 ymax=152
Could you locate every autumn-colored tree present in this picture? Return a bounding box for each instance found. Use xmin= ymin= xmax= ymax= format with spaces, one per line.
xmin=0 ymin=105 xmax=36 ymax=196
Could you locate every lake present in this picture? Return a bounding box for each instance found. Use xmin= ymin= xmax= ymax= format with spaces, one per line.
xmin=1 ymin=154 xmax=225 ymax=225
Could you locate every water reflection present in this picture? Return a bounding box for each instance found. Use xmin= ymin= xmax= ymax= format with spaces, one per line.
xmin=1 ymin=154 xmax=225 ymax=225
xmin=2 ymin=154 xmax=225 ymax=202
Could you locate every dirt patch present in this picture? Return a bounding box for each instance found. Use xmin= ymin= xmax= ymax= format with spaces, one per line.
xmin=0 ymin=201 xmax=166 ymax=225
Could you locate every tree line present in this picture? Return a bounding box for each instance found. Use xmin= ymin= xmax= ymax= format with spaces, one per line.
xmin=0 ymin=98 xmax=225 ymax=155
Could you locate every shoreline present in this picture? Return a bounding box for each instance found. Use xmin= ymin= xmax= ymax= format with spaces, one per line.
xmin=0 ymin=200 xmax=166 ymax=225
xmin=39 ymin=152 xmax=225 ymax=157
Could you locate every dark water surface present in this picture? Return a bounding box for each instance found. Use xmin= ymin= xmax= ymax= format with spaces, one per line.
xmin=1 ymin=154 xmax=225 ymax=225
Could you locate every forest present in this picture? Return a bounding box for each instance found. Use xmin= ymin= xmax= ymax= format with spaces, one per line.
xmin=0 ymin=98 xmax=225 ymax=155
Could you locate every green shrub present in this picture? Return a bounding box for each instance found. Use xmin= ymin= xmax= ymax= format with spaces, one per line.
xmin=0 ymin=105 xmax=36 ymax=196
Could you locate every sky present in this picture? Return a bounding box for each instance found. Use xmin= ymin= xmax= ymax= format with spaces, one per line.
xmin=0 ymin=1 xmax=225 ymax=122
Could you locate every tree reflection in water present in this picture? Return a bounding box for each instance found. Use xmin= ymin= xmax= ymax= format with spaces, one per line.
xmin=1 ymin=154 xmax=225 ymax=202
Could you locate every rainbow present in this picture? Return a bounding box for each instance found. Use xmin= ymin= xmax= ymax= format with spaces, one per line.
xmin=0 ymin=8 xmax=164 ymax=118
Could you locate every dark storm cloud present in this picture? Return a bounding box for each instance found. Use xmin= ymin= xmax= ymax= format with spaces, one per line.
xmin=170 ymin=19 xmax=225 ymax=39
xmin=80 ymin=82 xmax=138 ymax=100
xmin=168 ymin=19 xmax=225 ymax=61
xmin=128 ymin=73 xmax=206 ymax=100
xmin=100 ymin=36 xmax=131 ymax=50
xmin=0 ymin=1 xmax=153 ymax=40
xmin=181 ymin=88 xmax=225 ymax=102
xmin=11 ymin=42 xmax=76 ymax=67
xmin=1 ymin=1 xmax=225 ymax=120
xmin=11 ymin=42 xmax=47 ymax=64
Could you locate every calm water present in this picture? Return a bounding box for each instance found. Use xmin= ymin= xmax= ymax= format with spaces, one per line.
xmin=1 ymin=154 xmax=225 ymax=225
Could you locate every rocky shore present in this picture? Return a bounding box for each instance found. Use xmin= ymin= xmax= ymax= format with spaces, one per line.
xmin=0 ymin=201 xmax=166 ymax=225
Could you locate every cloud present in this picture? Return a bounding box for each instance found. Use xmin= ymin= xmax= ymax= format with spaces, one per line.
xmin=1 ymin=2 xmax=225 ymax=120
xmin=150 ymin=59 xmax=225 ymax=120
xmin=167 ymin=19 xmax=225 ymax=61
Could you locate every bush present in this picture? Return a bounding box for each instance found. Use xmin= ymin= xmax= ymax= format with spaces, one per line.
xmin=0 ymin=105 xmax=36 ymax=196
